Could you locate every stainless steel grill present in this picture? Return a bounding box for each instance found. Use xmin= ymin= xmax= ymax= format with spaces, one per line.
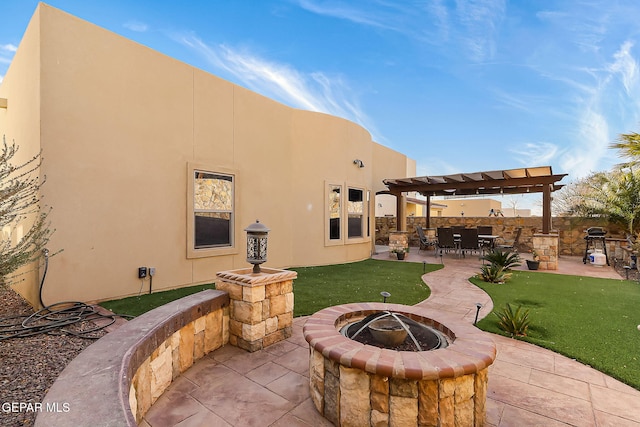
xmin=583 ymin=227 xmax=609 ymax=265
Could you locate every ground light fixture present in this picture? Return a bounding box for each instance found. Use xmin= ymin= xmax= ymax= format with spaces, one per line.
xmin=380 ymin=291 xmax=391 ymax=303
xmin=474 ymin=303 xmax=482 ymax=325
xmin=245 ymin=220 xmax=270 ymax=273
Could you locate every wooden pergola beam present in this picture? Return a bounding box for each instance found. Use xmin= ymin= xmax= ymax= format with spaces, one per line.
xmin=383 ymin=166 xmax=567 ymax=234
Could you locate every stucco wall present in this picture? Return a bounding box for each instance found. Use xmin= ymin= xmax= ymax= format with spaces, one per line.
xmin=0 ymin=4 xmax=414 ymax=306
xmin=0 ymin=7 xmax=43 ymax=305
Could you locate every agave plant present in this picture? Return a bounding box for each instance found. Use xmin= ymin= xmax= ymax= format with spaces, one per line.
xmin=477 ymin=263 xmax=512 ymax=283
xmin=495 ymin=303 xmax=531 ymax=337
xmin=482 ymin=250 xmax=522 ymax=270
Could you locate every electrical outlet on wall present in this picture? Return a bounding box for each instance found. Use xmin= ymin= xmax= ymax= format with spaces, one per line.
xmin=149 ymin=267 xmax=156 ymax=276
xmin=138 ymin=267 xmax=147 ymax=279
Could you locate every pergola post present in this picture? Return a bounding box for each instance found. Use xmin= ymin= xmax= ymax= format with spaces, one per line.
xmin=425 ymin=195 xmax=431 ymax=228
xmin=542 ymin=183 xmax=552 ymax=234
xmin=395 ymin=192 xmax=406 ymax=231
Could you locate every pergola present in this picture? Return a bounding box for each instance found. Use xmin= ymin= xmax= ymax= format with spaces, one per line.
xmin=382 ymin=166 xmax=568 ymax=234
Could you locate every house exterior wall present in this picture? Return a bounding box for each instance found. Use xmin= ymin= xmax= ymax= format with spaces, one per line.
xmin=0 ymin=7 xmax=43 ymax=305
xmin=0 ymin=4 xmax=414 ymax=306
xmin=440 ymin=198 xmax=502 ymax=217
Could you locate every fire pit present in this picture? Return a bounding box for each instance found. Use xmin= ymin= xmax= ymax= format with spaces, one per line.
xmin=340 ymin=311 xmax=448 ymax=351
xmin=303 ymin=302 xmax=496 ymax=426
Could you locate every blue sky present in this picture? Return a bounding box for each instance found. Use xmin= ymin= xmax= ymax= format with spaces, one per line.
xmin=2 ymin=1 xmax=640 ymax=190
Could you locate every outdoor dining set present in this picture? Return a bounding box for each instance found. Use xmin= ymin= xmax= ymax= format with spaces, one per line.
xmin=416 ymin=225 xmax=522 ymax=258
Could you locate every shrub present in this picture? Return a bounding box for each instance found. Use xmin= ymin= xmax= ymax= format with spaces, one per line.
xmin=482 ymin=250 xmax=521 ymax=270
xmin=477 ymin=263 xmax=511 ymax=283
xmin=495 ymin=303 xmax=531 ymax=337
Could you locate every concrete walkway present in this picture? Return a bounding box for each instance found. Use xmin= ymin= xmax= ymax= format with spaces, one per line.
xmin=144 ymin=251 xmax=640 ymax=426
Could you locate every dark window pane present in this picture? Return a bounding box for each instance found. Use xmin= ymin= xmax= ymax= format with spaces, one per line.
xmin=348 ymin=217 xmax=362 ymax=238
xmin=195 ymin=213 xmax=231 ymax=248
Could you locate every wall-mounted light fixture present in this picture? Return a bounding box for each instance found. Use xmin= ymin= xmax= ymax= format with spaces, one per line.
xmin=353 ymin=159 xmax=364 ymax=168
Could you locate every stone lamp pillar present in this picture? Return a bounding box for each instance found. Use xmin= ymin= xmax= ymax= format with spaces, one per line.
xmin=216 ymin=220 xmax=297 ymax=352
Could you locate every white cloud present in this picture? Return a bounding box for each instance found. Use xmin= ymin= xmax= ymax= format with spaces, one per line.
xmin=561 ymin=109 xmax=609 ymax=179
xmin=609 ymin=40 xmax=639 ymax=96
xmin=123 ymin=20 xmax=149 ymax=32
xmin=293 ymin=0 xmax=506 ymax=62
xmin=295 ymin=0 xmax=398 ymax=31
xmin=174 ymin=33 xmax=381 ymax=140
xmin=0 ymin=44 xmax=17 ymax=52
xmin=453 ymin=0 xmax=506 ymax=62
xmin=510 ymin=142 xmax=561 ymax=166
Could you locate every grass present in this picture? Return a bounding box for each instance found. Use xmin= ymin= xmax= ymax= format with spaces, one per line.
xmin=100 ymin=283 xmax=216 ymax=317
xmin=291 ymin=259 xmax=440 ymax=316
xmin=471 ymin=271 xmax=640 ymax=390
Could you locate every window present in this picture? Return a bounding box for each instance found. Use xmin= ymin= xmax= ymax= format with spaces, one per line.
xmin=366 ymin=190 xmax=371 ymax=237
xmin=193 ymin=171 xmax=233 ymax=249
xmin=328 ymin=185 xmax=341 ymax=240
xmin=348 ymin=188 xmax=364 ymax=238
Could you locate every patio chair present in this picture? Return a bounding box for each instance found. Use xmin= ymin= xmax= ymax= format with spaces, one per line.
xmin=436 ymin=227 xmax=457 ymax=257
xmin=415 ymin=226 xmax=435 ymax=253
xmin=477 ymin=225 xmax=493 ymax=235
xmin=477 ymin=225 xmax=494 ymax=252
xmin=459 ymin=228 xmax=479 ymax=258
xmin=496 ymin=227 xmax=522 ymax=253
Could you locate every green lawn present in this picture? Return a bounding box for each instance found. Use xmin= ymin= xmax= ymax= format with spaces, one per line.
xmin=100 ymin=283 xmax=216 ymax=317
xmin=471 ymin=271 xmax=640 ymax=390
xmin=291 ymin=259 xmax=440 ymax=316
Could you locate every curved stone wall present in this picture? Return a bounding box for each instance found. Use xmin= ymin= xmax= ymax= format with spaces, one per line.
xmin=303 ymin=302 xmax=496 ymax=426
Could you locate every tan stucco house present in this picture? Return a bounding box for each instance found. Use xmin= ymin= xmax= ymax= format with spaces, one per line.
xmin=0 ymin=4 xmax=416 ymax=307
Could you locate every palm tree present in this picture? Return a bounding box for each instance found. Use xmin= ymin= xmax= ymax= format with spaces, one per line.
xmin=610 ymin=131 xmax=640 ymax=167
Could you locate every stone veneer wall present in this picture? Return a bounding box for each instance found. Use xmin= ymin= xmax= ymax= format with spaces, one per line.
xmin=532 ymin=233 xmax=559 ymax=270
xmin=389 ymin=231 xmax=409 ymax=253
xmin=35 ymin=290 xmax=230 ymax=427
xmin=304 ymin=303 xmax=497 ymax=427
xmin=216 ymin=268 xmax=297 ymax=352
xmin=376 ymin=216 xmax=628 ymax=256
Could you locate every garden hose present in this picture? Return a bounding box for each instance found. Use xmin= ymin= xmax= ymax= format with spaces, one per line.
xmin=0 ymin=249 xmax=132 ymax=341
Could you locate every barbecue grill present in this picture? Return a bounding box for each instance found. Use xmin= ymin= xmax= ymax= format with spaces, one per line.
xmin=583 ymin=227 xmax=609 ymax=265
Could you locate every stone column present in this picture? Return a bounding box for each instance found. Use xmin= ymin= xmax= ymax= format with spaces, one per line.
xmin=532 ymin=233 xmax=559 ymax=270
xmin=216 ymin=267 xmax=297 ymax=352
xmin=389 ymin=231 xmax=409 ymax=254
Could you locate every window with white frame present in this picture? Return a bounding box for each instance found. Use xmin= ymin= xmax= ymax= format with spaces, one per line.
xmin=193 ymin=171 xmax=234 ymax=249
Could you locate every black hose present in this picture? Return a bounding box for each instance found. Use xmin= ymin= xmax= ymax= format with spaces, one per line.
xmin=0 ymin=249 xmax=132 ymax=341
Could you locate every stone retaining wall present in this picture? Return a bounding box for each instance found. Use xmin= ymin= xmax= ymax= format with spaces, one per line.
xmin=35 ymin=290 xmax=230 ymax=427
xmin=376 ymin=216 xmax=628 ymax=256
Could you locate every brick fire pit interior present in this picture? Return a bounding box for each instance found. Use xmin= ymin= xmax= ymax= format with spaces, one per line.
xmin=303 ymin=302 xmax=496 ymax=426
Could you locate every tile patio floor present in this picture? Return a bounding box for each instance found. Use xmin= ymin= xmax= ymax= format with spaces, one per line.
xmin=142 ymin=250 xmax=640 ymax=426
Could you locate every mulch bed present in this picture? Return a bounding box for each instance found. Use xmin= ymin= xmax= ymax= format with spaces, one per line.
xmin=0 ymin=286 xmax=106 ymax=427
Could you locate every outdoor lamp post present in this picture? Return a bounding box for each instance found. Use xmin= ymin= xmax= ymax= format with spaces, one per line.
xmin=474 ymin=303 xmax=482 ymax=325
xmin=245 ymin=220 xmax=270 ymax=274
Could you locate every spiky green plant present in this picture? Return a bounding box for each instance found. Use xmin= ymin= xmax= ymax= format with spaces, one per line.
xmin=477 ymin=263 xmax=511 ymax=283
xmin=495 ymin=303 xmax=531 ymax=337
xmin=482 ymin=250 xmax=521 ymax=270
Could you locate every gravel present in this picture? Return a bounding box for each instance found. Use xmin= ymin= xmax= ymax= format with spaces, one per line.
xmin=0 ymin=286 xmax=106 ymax=427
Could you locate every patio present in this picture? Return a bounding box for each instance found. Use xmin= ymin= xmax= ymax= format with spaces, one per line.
xmin=141 ymin=251 xmax=640 ymax=426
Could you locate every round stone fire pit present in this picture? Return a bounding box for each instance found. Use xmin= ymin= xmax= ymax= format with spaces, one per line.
xmin=303 ymin=302 xmax=496 ymax=426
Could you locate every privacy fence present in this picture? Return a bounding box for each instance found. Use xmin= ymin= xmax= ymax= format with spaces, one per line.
xmin=375 ymin=216 xmax=629 ymax=257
